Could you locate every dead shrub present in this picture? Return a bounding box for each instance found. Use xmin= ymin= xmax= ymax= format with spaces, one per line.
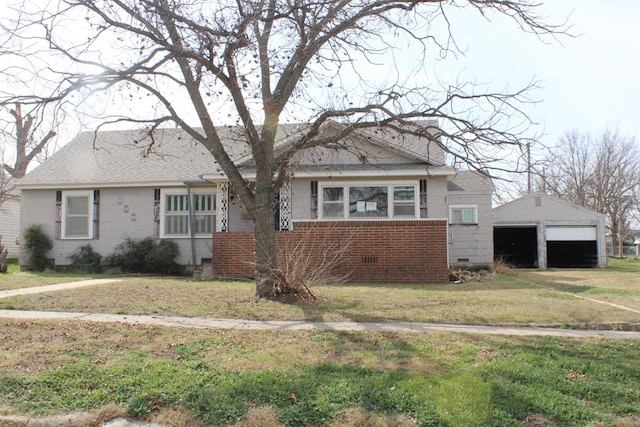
xmin=491 ymin=257 xmax=514 ymax=275
xmin=258 ymin=225 xmax=353 ymax=300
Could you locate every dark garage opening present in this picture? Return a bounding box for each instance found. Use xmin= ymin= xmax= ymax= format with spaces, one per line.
xmin=494 ymin=227 xmax=538 ymax=268
xmin=547 ymin=241 xmax=598 ymax=268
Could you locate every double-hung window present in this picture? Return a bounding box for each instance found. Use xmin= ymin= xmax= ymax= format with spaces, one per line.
xmin=449 ymin=205 xmax=478 ymax=224
xmin=61 ymin=191 xmax=94 ymax=239
xmin=320 ymin=182 xmax=418 ymax=219
xmin=162 ymin=190 xmax=215 ymax=237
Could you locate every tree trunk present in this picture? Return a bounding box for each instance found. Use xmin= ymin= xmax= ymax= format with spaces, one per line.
xmin=253 ymin=183 xmax=278 ymax=298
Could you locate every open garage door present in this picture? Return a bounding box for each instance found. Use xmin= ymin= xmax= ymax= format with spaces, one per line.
xmin=494 ymin=227 xmax=538 ymax=268
xmin=546 ymin=226 xmax=598 ymax=268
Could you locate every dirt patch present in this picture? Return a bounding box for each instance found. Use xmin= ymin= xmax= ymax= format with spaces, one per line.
xmin=0 ymin=405 xmax=124 ymax=427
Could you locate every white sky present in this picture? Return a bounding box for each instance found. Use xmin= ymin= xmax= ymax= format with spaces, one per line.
xmin=439 ymin=1 xmax=640 ymax=150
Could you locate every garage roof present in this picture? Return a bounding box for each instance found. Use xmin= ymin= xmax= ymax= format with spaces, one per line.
xmin=493 ymin=192 xmax=606 ymax=223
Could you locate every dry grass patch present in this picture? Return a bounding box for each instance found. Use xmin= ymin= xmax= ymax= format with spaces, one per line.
xmin=0 ymin=271 xmax=94 ymax=292
xmin=2 ymin=272 xmax=639 ymax=325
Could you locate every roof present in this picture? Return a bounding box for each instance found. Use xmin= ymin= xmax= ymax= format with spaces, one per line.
xmin=493 ymin=191 xmax=606 ymax=219
xmin=447 ymin=171 xmax=494 ymax=194
xmin=18 ymin=122 xmax=449 ymax=189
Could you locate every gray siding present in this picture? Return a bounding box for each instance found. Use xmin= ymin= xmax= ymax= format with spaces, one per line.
xmin=426 ymin=176 xmax=449 ymax=219
xmin=20 ymin=187 xmax=214 ymax=268
xmin=447 ymin=192 xmax=494 ymax=266
xmin=0 ymin=198 xmax=20 ymax=257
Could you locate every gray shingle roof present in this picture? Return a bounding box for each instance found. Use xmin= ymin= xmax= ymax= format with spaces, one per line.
xmin=19 ymin=122 xmax=448 ymax=188
xmin=19 ymin=128 xmax=222 ymax=187
xmin=448 ymin=171 xmax=494 ymax=193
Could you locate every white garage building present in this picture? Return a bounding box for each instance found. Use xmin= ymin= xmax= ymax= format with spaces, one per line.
xmin=493 ymin=192 xmax=607 ymax=269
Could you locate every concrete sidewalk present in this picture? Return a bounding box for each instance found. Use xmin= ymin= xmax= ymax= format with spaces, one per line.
xmin=1 ymin=278 xmax=639 ymax=339
xmin=0 ymin=278 xmax=125 ymax=298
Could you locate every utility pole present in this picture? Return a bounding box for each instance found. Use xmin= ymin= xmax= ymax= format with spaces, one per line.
xmin=527 ymin=143 xmax=531 ymax=193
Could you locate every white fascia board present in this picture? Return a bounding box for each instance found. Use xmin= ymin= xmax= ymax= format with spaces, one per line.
xmin=202 ymin=166 xmax=456 ymax=181
xmin=16 ymin=180 xmax=194 ymax=190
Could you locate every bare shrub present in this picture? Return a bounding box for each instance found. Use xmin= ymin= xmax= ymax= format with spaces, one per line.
xmin=491 ymin=257 xmax=514 ymax=275
xmin=258 ymin=225 xmax=353 ymax=300
xmin=0 ymin=236 xmax=8 ymax=273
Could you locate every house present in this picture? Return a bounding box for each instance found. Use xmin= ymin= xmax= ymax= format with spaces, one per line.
xmin=493 ymin=192 xmax=607 ymax=268
xmin=0 ymin=191 xmax=20 ymax=258
xmin=16 ymin=122 xmax=494 ymax=282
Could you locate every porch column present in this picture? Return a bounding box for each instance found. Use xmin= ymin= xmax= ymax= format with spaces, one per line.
xmin=279 ymin=178 xmax=292 ymax=231
xmin=217 ymin=181 xmax=229 ymax=232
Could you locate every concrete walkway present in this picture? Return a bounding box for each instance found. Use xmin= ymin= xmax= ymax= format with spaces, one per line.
xmin=1 ymin=278 xmax=639 ymax=339
xmin=0 ymin=278 xmax=125 ymax=298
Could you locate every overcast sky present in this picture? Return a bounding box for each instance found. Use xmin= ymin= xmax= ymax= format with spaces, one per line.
xmin=2 ymin=1 xmax=638 ymax=165
xmin=440 ymin=1 xmax=640 ymax=150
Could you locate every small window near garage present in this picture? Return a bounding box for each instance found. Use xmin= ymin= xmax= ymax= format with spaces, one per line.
xmin=61 ymin=190 xmax=94 ymax=239
xmin=449 ymin=205 xmax=477 ymax=224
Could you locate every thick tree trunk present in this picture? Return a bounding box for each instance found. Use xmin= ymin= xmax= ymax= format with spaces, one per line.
xmin=253 ymin=183 xmax=278 ymax=298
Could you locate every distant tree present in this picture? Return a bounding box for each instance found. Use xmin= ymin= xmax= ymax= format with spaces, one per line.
xmin=0 ymin=0 xmax=566 ymax=298
xmin=540 ymin=128 xmax=640 ymax=244
xmin=0 ymin=103 xmax=61 ymax=207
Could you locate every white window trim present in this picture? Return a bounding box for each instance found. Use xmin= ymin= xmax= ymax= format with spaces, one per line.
xmin=61 ymin=190 xmax=94 ymax=239
xmin=449 ymin=205 xmax=478 ymax=225
xmin=318 ymin=181 xmax=419 ymax=220
xmin=160 ymin=188 xmax=216 ymax=238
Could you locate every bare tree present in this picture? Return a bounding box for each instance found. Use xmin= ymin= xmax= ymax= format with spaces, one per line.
xmin=0 ymin=102 xmax=61 ymax=208
xmin=541 ymin=128 xmax=640 ymax=244
xmin=0 ymin=0 xmax=565 ymax=298
xmin=1 ymin=103 xmax=57 ymax=179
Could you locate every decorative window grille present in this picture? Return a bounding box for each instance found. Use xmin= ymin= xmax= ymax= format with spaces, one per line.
xmin=310 ymin=180 xmax=318 ymax=219
xmin=217 ymin=181 xmax=229 ymax=232
xmin=279 ymin=179 xmax=292 ymax=231
xmin=419 ymin=179 xmax=428 ymax=218
xmin=153 ymin=188 xmax=161 ymax=238
xmin=93 ymin=190 xmax=100 ymax=239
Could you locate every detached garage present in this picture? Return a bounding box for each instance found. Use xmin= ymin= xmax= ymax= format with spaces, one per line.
xmin=493 ymin=193 xmax=606 ymax=269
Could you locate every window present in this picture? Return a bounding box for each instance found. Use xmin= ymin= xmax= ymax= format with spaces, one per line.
xmin=449 ymin=205 xmax=478 ymax=224
xmin=319 ymin=182 xmax=417 ymax=219
xmin=161 ymin=190 xmax=215 ymax=237
xmin=349 ymin=186 xmax=388 ymax=218
xmin=322 ymin=187 xmax=344 ymax=218
xmin=61 ymin=191 xmax=94 ymax=239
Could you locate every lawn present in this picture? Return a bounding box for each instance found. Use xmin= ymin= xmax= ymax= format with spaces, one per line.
xmin=2 ymin=259 xmax=639 ymax=326
xmin=0 ymin=319 xmax=639 ymax=426
xmin=0 ymin=262 xmax=97 ymax=291
xmin=0 ymin=259 xmax=639 ymax=426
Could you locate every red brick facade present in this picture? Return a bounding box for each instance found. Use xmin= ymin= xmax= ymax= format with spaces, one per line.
xmin=213 ymin=220 xmax=449 ymax=283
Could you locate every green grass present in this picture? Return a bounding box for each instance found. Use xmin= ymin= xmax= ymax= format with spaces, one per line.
xmin=0 ymin=320 xmax=638 ymax=426
xmin=606 ymin=257 xmax=640 ymax=273
xmin=1 ymin=261 xmax=640 ymax=425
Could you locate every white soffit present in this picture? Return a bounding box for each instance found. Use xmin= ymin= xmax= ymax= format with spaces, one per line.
xmin=545 ymin=226 xmax=597 ymax=241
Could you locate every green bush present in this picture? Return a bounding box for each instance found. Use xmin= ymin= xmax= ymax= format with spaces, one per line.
xmin=68 ymin=244 xmax=103 ymax=274
xmin=105 ymin=237 xmax=182 ymax=275
xmin=23 ymin=225 xmax=53 ymax=271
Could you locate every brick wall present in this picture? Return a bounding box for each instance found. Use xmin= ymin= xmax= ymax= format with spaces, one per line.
xmin=212 ymin=220 xmax=449 ymax=283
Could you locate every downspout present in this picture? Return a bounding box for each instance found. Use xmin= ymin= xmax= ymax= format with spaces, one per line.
xmin=185 ymin=182 xmax=198 ymax=276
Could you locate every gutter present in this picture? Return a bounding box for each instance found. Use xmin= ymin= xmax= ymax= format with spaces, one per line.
xmin=183 ymin=179 xmax=209 ymax=276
